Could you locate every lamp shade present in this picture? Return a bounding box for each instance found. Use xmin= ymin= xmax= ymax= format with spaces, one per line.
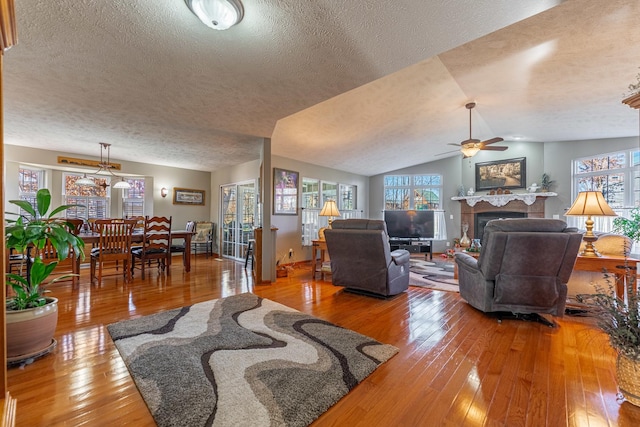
xmin=112 ymin=178 xmax=131 ymax=189
xmin=461 ymin=145 xmax=480 ymax=158
xmin=565 ymin=191 xmax=617 ymax=217
xmin=319 ymin=200 xmax=340 ymax=218
xmin=185 ymin=0 xmax=243 ymax=30
xmin=76 ymin=174 xmax=97 ymax=187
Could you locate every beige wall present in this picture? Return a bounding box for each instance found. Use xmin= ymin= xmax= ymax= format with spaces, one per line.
xmin=4 ymin=144 xmax=211 ymax=230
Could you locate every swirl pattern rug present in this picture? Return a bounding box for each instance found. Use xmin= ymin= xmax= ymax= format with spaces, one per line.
xmin=409 ymin=259 xmax=459 ymax=292
xmin=107 ymin=293 xmax=398 ymax=427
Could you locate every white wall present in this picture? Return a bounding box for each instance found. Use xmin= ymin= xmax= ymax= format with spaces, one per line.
xmin=4 ymin=144 xmax=211 ymax=229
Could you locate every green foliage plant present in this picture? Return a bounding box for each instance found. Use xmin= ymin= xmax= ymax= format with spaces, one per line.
xmin=612 ymin=208 xmax=640 ymax=243
xmin=5 ymin=189 xmax=85 ymax=310
xmin=540 ymin=173 xmax=554 ymax=191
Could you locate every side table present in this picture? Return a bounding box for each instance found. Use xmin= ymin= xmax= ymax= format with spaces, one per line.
xmin=311 ymin=239 xmax=330 ymax=280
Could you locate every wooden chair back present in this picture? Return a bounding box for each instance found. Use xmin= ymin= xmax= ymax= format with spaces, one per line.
xmin=143 ymin=216 xmax=172 ymax=254
xmin=93 ymin=219 xmax=136 ymax=259
xmin=132 ymin=216 xmax=172 ymax=279
xmin=91 ymin=219 xmax=137 ymax=284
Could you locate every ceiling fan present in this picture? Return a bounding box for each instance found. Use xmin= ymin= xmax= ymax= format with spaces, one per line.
xmin=444 ymin=102 xmax=508 ymax=158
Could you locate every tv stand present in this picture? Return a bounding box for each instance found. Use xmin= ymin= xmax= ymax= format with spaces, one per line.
xmin=389 ymin=239 xmax=432 ymax=260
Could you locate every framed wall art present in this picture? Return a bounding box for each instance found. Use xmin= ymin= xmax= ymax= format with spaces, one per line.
xmin=273 ymin=168 xmax=299 ymax=215
xmin=475 ymin=157 xmax=526 ymax=191
xmin=173 ymin=187 xmax=206 ymax=205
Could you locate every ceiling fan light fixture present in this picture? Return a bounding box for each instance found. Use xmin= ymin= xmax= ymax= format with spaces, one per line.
xmin=185 ymin=0 xmax=244 ymax=30
xmin=461 ymin=145 xmax=481 ymax=158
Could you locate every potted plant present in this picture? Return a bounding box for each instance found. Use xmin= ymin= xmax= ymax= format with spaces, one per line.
xmin=4 ymin=188 xmax=84 ymax=362
xmin=612 ymin=208 xmax=640 ymax=252
xmin=577 ymin=241 xmax=640 ymax=406
xmin=540 ymin=173 xmax=554 ymax=191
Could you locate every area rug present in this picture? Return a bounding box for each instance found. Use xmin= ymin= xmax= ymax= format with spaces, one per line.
xmin=409 ymin=258 xmax=459 ymax=292
xmin=107 ymin=293 xmax=398 ymax=427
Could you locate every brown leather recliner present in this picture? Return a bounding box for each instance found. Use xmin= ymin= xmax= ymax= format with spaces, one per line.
xmin=324 ymin=219 xmax=410 ymax=297
xmin=455 ymin=218 xmax=582 ymax=319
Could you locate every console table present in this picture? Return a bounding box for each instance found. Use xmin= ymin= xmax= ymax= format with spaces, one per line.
xmin=389 ymin=239 xmax=433 ymax=260
xmin=573 ymin=254 xmax=639 ymax=297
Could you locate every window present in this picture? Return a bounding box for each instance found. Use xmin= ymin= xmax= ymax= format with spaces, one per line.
xmin=384 ymin=174 xmax=441 ymax=210
xmin=339 ymin=184 xmax=356 ymax=211
xmin=63 ymin=173 xmax=110 ymax=219
xmin=18 ymin=167 xmax=44 ymax=219
xmin=321 ymin=181 xmax=337 ymax=206
xmin=301 ymin=177 xmax=361 ymax=245
xmin=571 ymin=148 xmax=640 ymax=233
xmin=122 ymin=178 xmax=145 ymax=218
xmin=301 ymin=178 xmax=320 ymax=209
xmin=384 ymin=174 xmax=447 ymax=240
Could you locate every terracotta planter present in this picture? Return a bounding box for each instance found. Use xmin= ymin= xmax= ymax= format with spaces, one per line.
xmin=6 ymin=297 xmax=58 ymax=361
xmin=617 ymin=353 xmax=640 ymax=407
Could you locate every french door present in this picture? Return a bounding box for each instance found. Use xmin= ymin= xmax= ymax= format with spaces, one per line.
xmin=220 ymin=181 xmax=256 ymax=261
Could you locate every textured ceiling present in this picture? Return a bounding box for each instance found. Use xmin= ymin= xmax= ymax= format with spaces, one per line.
xmin=3 ymin=0 xmax=640 ymax=176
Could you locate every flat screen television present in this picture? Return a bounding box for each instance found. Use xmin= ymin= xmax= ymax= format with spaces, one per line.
xmin=384 ymin=210 xmax=435 ymax=239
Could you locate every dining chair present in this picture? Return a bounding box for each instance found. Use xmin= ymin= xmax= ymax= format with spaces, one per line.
xmin=170 ymin=220 xmax=195 ymax=262
xmin=39 ymin=218 xmax=84 ymax=286
xmin=90 ymin=219 xmax=136 ymax=285
xmin=192 ymin=221 xmax=214 ymax=258
xmin=131 ymin=216 xmax=172 ymax=279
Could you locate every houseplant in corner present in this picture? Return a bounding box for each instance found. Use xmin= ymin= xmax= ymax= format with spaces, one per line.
xmin=5 ymin=188 xmax=84 ymax=362
xmin=577 ymin=240 xmax=640 ymax=406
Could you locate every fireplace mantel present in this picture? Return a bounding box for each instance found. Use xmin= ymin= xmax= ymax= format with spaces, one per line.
xmin=451 ymin=192 xmax=557 ymax=207
xmin=453 ymin=192 xmax=555 ymax=240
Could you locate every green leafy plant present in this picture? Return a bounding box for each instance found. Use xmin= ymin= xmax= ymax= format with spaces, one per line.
xmin=5 ymin=189 xmax=85 ymax=310
xmin=540 ymin=173 xmax=554 ymax=191
xmin=612 ymin=207 xmax=640 ymax=243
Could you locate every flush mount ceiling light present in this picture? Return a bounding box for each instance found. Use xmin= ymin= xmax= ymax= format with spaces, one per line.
xmin=76 ymin=143 xmax=131 ymax=189
xmin=185 ymin=0 xmax=244 ymax=30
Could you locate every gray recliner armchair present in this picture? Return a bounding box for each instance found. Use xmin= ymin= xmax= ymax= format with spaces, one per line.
xmin=455 ymin=218 xmax=582 ymax=322
xmin=324 ymin=219 xmax=410 ymax=297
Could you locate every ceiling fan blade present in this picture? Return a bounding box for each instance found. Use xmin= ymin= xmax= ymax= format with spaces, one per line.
xmin=481 ymin=137 xmax=504 ymax=145
xmin=481 ymin=146 xmax=508 ymax=151
xmin=435 ymin=149 xmax=463 ymax=156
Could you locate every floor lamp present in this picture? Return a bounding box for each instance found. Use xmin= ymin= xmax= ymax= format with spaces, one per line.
xmin=565 ymin=190 xmax=617 ymax=257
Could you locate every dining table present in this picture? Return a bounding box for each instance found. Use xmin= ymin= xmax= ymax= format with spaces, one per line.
xmin=77 ymin=229 xmax=196 ymax=273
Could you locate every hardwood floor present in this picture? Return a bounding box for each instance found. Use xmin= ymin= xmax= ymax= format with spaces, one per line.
xmin=7 ymin=256 xmax=640 ymax=426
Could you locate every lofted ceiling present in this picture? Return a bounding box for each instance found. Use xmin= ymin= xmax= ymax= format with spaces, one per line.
xmin=3 ymin=0 xmax=640 ymax=177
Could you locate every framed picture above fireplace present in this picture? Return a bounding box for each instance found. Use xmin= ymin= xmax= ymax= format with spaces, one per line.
xmin=475 ymin=157 xmax=526 ymax=191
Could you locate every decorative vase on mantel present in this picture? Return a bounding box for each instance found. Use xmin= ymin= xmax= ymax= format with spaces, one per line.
xmin=460 ymin=222 xmax=471 ymax=248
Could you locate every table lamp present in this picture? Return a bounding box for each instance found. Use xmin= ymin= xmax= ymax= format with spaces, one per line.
xmin=318 ymin=199 xmax=341 ymax=240
xmin=565 ymin=190 xmax=617 ymax=257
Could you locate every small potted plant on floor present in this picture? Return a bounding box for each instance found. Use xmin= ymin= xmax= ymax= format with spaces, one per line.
xmin=577 ymin=241 xmax=640 ymax=406
xmin=5 ymin=188 xmax=84 ymax=362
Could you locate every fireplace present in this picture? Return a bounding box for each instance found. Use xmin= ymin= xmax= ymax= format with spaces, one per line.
xmin=455 ymin=194 xmax=551 ymax=241
xmin=475 ymin=212 xmax=527 ymax=241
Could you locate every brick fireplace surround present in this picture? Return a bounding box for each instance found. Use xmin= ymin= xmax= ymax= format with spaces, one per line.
xmin=455 ymin=194 xmax=551 ymax=241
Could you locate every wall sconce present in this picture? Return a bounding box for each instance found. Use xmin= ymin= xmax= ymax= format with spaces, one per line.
xmin=161 ymin=187 xmax=168 ymax=198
